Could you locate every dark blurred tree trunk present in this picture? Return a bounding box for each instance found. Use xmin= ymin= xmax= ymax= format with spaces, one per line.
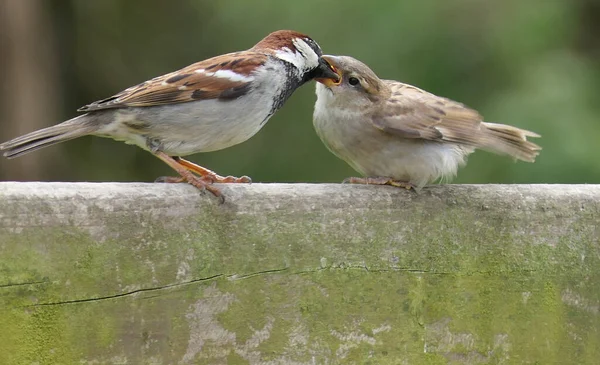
xmin=0 ymin=0 xmax=62 ymax=180
xmin=576 ymin=0 xmax=600 ymax=58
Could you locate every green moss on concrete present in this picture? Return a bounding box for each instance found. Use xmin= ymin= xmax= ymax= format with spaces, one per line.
xmin=0 ymin=307 xmax=77 ymax=365
xmin=226 ymin=351 xmax=249 ymax=364
xmin=1 ymin=184 xmax=599 ymax=363
xmin=216 ymin=271 xmax=428 ymax=363
xmin=0 ymin=214 xmax=221 ymax=364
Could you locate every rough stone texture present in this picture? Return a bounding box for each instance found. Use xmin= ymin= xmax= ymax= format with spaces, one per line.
xmin=0 ymin=182 xmax=598 ymax=364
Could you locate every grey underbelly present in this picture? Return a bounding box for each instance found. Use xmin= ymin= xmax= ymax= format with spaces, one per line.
xmin=98 ymin=97 xmax=274 ymax=156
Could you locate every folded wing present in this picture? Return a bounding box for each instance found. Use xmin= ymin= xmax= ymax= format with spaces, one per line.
xmin=78 ymin=52 xmax=267 ymax=111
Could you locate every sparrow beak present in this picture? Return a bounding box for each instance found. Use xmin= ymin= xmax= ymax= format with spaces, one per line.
xmin=315 ymin=55 xmax=342 ymax=87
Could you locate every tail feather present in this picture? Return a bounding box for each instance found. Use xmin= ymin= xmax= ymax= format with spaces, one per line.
xmin=0 ymin=114 xmax=97 ymax=159
xmin=480 ymin=122 xmax=541 ymax=163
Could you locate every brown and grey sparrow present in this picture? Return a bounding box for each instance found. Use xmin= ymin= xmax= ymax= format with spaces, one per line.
xmin=313 ymin=55 xmax=541 ymax=189
xmin=0 ymin=30 xmax=338 ymax=200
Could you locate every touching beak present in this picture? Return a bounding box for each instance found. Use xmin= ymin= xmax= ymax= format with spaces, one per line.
xmin=315 ymin=55 xmax=342 ymax=87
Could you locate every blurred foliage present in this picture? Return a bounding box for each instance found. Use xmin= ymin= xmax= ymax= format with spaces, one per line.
xmin=1 ymin=0 xmax=599 ymax=185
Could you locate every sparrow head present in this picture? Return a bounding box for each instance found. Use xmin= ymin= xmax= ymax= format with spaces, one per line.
xmin=315 ymin=55 xmax=389 ymax=108
xmin=252 ymin=30 xmax=339 ymax=83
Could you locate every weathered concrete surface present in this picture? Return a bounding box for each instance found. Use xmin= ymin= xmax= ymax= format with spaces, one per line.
xmin=0 ymin=182 xmax=598 ymax=364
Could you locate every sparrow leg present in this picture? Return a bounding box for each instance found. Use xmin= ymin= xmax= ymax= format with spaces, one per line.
xmin=342 ymin=176 xmax=416 ymax=190
xmin=153 ymin=151 xmax=224 ymax=201
xmin=174 ymin=157 xmax=252 ymax=183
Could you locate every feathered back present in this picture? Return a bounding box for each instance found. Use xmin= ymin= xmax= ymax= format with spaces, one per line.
xmin=371 ymin=81 xmax=541 ymax=163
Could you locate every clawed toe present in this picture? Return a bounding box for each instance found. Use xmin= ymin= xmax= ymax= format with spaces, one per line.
xmin=342 ymin=176 xmax=416 ymax=190
xmin=152 ymin=153 xmax=245 ymax=203
xmin=387 ymin=180 xmax=415 ymax=190
xmin=153 ymin=172 xmax=234 ymax=203
xmin=212 ymin=175 xmax=252 ymax=184
xmin=186 ymin=175 xmax=224 ymax=199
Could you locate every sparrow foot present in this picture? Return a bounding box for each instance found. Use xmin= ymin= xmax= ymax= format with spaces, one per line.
xmin=185 ymin=174 xmax=225 ymax=204
xmin=342 ymin=176 xmax=416 ymax=190
xmin=175 ymin=157 xmax=252 ymax=183
xmin=153 ymin=152 xmax=224 ymax=203
xmin=204 ymin=175 xmax=252 ymax=184
xmin=154 ymin=174 xmax=224 ymax=201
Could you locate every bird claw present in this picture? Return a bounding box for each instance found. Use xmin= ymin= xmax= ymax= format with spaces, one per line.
xmin=209 ymin=175 xmax=252 ymax=184
xmin=239 ymin=175 xmax=252 ymax=184
xmin=342 ymin=176 xmax=415 ymax=190
xmin=154 ymin=174 xmax=237 ymax=204
xmin=387 ymin=180 xmax=416 ymax=190
xmin=187 ymin=176 xmax=224 ymax=199
xmin=155 ymin=174 xmax=226 ymax=199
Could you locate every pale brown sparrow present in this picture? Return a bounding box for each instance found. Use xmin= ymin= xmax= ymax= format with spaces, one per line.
xmin=0 ymin=30 xmax=338 ymax=200
xmin=313 ymin=55 xmax=541 ymax=189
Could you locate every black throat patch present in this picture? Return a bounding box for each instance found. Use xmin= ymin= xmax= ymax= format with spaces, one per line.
xmin=267 ymin=61 xmax=307 ymax=117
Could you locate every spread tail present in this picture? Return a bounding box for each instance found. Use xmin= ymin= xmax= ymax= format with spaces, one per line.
xmin=480 ymin=122 xmax=541 ymax=163
xmin=0 ymin=114 xmax=98 ymax=159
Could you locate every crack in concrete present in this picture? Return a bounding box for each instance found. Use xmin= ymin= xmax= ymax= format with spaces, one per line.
xmin=21 ymin=265 xmax=537 ymax=308
xmin=0 ymin=280 xmax=48 ymax=288
xmin=24 ymin=267 xmax=291 ymax=307
xmin=25 ymin=274 xmax=223 ymax=307
xmin=227 ymin=267 xmax=289 ymax=280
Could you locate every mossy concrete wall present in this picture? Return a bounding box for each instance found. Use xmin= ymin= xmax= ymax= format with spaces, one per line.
xmin=0 ymin=182 xmax=598 ymax=364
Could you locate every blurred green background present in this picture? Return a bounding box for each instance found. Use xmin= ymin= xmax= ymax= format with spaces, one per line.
xmin=0 ymin=0 xmax=598 ymax=185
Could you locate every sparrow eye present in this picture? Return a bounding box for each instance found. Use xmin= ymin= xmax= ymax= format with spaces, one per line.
xmin=348 ymin=77 xmax=360 ymax=86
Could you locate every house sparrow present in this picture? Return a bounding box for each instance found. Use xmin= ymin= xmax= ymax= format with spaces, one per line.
xmin=0 ymin=30 xmax=338 ymax=200
xmin=313 ymin=55 xmax=541 ymax=189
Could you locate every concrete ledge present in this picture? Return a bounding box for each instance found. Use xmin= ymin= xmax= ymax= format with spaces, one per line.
xmin=0 ymin=182 xmax=599 ymax=364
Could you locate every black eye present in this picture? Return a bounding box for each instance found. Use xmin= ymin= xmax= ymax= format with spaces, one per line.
xmin=348 ymin=77 xmax=360 ymax=86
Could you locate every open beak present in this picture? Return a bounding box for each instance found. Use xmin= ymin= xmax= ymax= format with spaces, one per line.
xmin=315 ymin=55 xmax=342 ymax=87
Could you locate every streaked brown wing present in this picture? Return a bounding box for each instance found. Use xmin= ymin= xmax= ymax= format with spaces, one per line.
xmin=370 ymin=81 xmax=485 ymax=146
xmin=78 ymin=52 xmax=268 ymax=111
